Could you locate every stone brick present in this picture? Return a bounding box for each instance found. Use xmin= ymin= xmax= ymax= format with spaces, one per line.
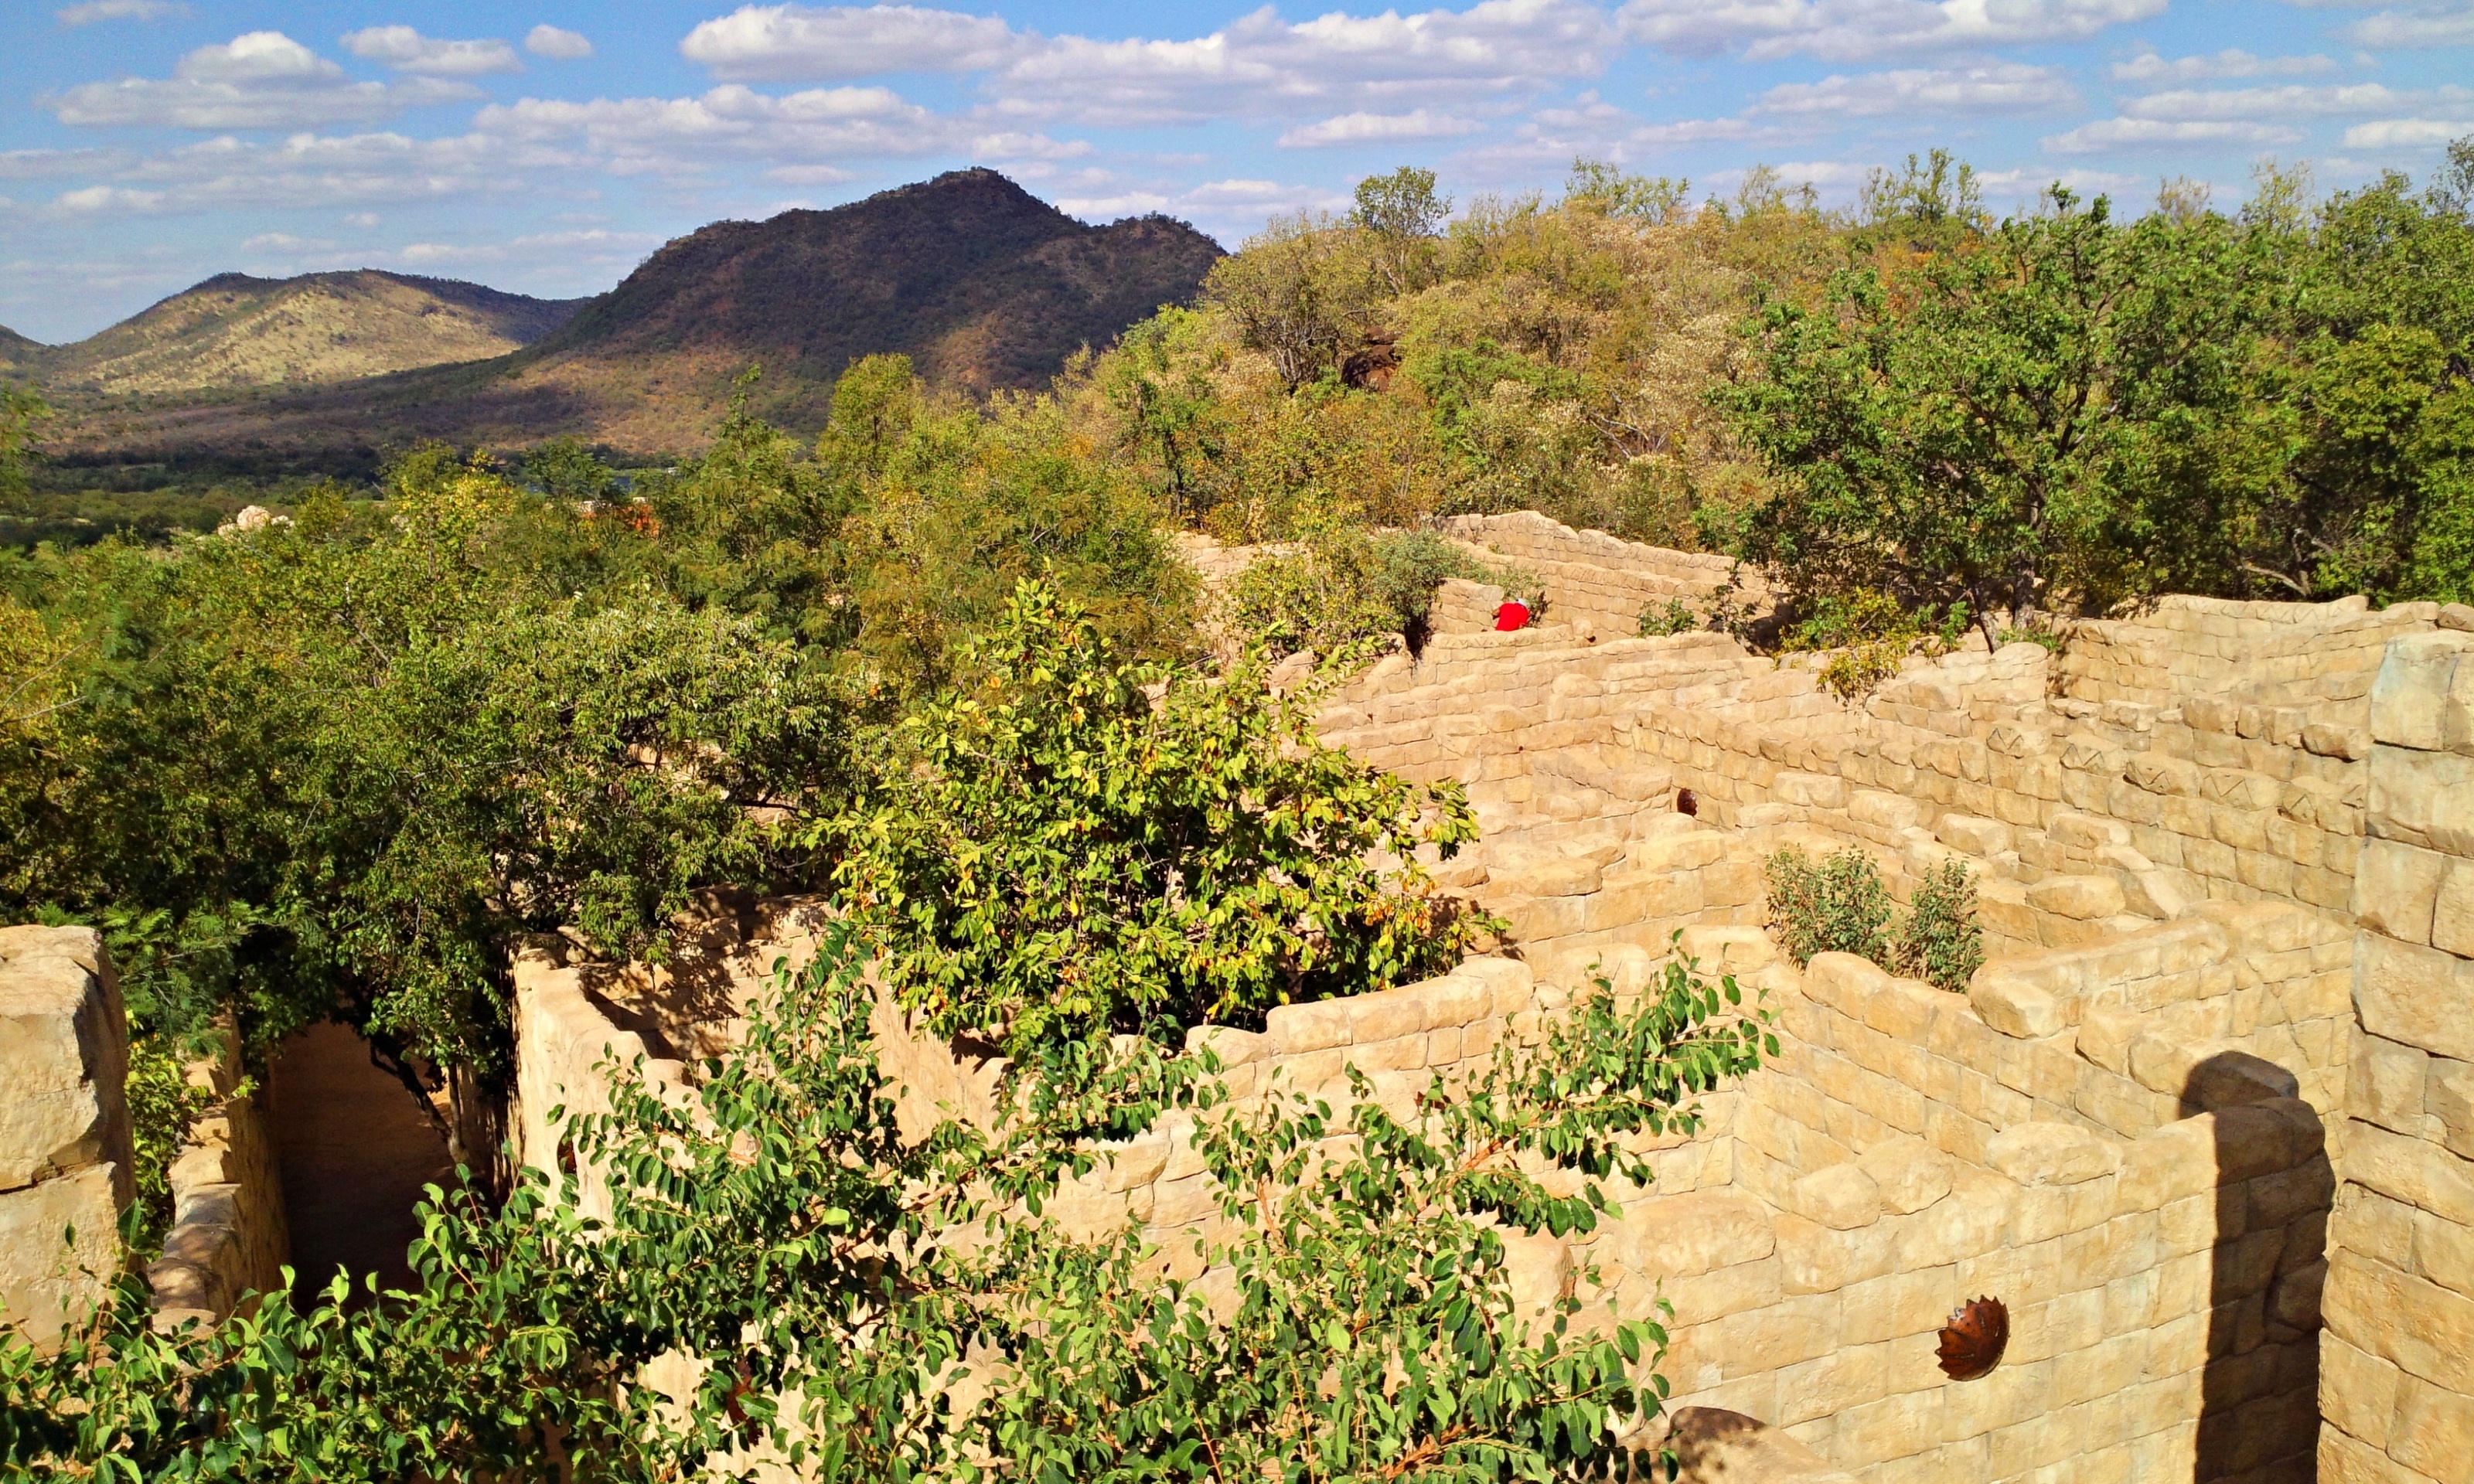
xmin=1988 ymin=1121 xmax=2122 ymax=1186
xmin=2027 ymin=873 xmax=2128 ymax=921
xmin=1620 ymin=1191 xmax=1777 ymax=1279
xmin=0 ymin=928 xmax=133 ymax=1194
xmin=2435 ymin=858 xmax=2474 ymax=960
xmin=1788 ymin=1163 xmax=1882 ymax=1230
xmin=1971 ymin=975 xmax=2064 ymax=1040
xmin=2358 ymin=838 xmax=2446 ymax=947
xmin=2370 ymin=631 xmax=2470 ymax=751
xmin=1855 ymin=1136 xmax=1953 ymax=1215
xmin=2369 ymin=744 xmax=2474 ymax=857
xmin=2357 ymin=934 xmax=2474 ymax=1063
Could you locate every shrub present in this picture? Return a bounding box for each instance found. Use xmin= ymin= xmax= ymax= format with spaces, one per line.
xmin=1763 ymin=847 xmax=1893 ymax=965
xmin=1225 ymin=523 xmax=1518 ymax=658
xmin=1894 ymin=857 xmax=1985 ymax=992
xmin=122 ymin=1036 xmax=224 ymax=1252
xmin=1765 ymin=847 xmax=1985 ymax=993
xmin=1779 ymin=591 xmax=1971 ymax=701
xmin=1 ymin=921 xmax=1771 ymax=1480
xmin=1637 ymin=597 xmax=1699 ymax=637
xmin=827 ymin=580 xmax=1496 ymax=1054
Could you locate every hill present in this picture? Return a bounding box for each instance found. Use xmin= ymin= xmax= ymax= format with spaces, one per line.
xmin=0 ymin=325 xmax=41 ymax=377
xmin=32 ymin=271 xmax=582 ymax=397
xmin=50 ymin=171 xmax=1225 ymax=464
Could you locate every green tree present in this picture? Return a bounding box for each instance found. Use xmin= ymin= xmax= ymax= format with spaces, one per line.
xmin=2 ymin=924 xmax=1770 ymax=1481
xmin=826 ymin=580 xmax=1491 ymax=1053
xmin=0 ymin=384 xmax=46 ymax=512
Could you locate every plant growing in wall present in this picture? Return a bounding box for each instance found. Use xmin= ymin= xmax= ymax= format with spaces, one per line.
xmin=0 ymin=923 xmax=1772 ymax=1480
xmin=824 ymin=579 xmax=1498 ymax=1056
xmin=1765 ymin=847 xmax=1984 ymax=994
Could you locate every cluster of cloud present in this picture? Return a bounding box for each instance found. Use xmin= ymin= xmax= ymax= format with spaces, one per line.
xmin=12 ymin=0 xmax=2474 ymax=322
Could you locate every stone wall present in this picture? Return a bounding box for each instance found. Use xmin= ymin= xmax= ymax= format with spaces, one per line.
xmin=2317 ymin=628 xmax=2474 ymax=1483
xmin=0 ymin=926 xmax=133 ymax=1349
xmin=492 ymin=512 xmax=2474 ymax=1479
xmin=1438 ymin=511 xmax=1770 ymax=636
xmin=146 ymin=1026 xmax=289 ymax=1326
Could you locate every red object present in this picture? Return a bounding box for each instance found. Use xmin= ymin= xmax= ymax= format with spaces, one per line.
xmin=1494 ymin=599 xmax=1531 ymax=631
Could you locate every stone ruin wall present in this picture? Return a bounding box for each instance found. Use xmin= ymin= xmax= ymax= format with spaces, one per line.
xmin=0 ymin=927 xmax=135 ymax=1346
xmin=0 ymin=926 xmax=287 ymax=1344
xmin=501 ymin=515 xmax=2474 ymax=1481
xmin=12 ymin=510 xmax=2474 ymax=1480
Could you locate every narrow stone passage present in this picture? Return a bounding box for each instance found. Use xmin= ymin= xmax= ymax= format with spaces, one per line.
xmin=268 ymin=1022 xmax=454 ymax=1297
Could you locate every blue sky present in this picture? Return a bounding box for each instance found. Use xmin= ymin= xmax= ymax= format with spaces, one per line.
xmin=2 ymin=0 xmax=2469 ymax=342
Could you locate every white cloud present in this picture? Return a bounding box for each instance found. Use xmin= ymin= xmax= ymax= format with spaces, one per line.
xmin=2342 ymin=117 xmax=2474 ymax=146
xmin=1277 ymin=108 xmax=1485 ymax=147
xmin=342 ymin=26 xmax=524 ymax=78
xmin=763 ymin=162 xmax=860 ymax=184
xmin=0 ymin=147 xmax=131 ymax=179
xmin=2345 ymin=6 xmax=2474 ymax=48
xmin=47 ymin=32 xmax=480 ymax=130
xmin=683 ymin=5 xmax=1028 ymax=80
xmin=56 ymin=0 xmax=190 ymax=26
xmin=343 ymin=211 xmax=380 ymax=227
xmin=1617 ymin=0 xmax=2163 ymax=61
xmin=1753 ymin=63 xmax=2077 ymax=116
xmin=2110 ymin=49 xmax=2337 ymax=83
xmin=240 ymin=231 xmax=334 ymax=252
xmin=2043 ymin=117 xmax=2306 ymax=151
xmin=1972 ymin=164 xmax=2143 ymax=196
xmin=393 ymin=227 xmax=659 ymax=267
xmin=526 ymin=25 xmax=595 ymax=60
xmin=992 ymin=1 xmax=1614 ymax=126
xmin=96 ymin=131 xmax=540 ymax=213
xmin=2122 ymin=82 xmax=2467 ymax=119
xmin=49 ymin=184 xmax=169 ymax=215
xmin=472 ymin=83 xmax=1057 ymax=176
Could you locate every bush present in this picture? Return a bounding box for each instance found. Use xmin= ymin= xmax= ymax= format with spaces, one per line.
xmin=1637 ymin=597 xmax=1698 ymax=637
xmin=1 ymin=920 xmax=1772 ymax=1480
xmin=1764 ymin=847 xmax=1893 ymax=965
xmin=123 ymin=1036 xmax=224 ymax=1252
xmin=1778 ymin=591 xmax=1972 ymax=701
xmin=1897 ymin=857 xmax=1985 ymax=993
xmin=827 ymin=580 xmax=1497 ymax=1053
xmin=1764 ymin=846 xmax=1985 ymax=993
xmin=1224 ymin=523 xmax=1512 ymax=658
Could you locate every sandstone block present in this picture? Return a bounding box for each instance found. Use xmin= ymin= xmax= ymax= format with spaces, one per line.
xmin=0 ymin=1163 xmax=123 ymax=1348
xmin=2326 ymin=1247 xmax=2474 ymax=1394
xmin=2430 ymin=1058 xmax=2474 ymax=1161
xmin=2369 ymin=744 xmax=2474 ymax=857
xmin=2026 ymin=873 xmax=2127 ymax=921
xmin=1777 ymin=1212 xmax=1896 ymax=1295
xmin=1665 ymin=1406 xmax=1860 ymax=1482
xmin=1772 ymin=772 xmax=1848 ymax=809
xmin=1936 ymin=813 xmax=2012 ymax=856
xmin=1787 ymin=1162 xmax=1882 ymax=1230
xmin=1988 ymin=1121 xmax=2121 ymax=1186
xmin=2435 ymin=858 xmax=2474 ymax=959
xmin=1848 ymin=790 xmax=1924 ymax=833
xmin=2370 ymin=631 xmax=2471 ymax=751
xmin=1970 ymin=975 xmax=2063 ymax=1040
xmin=2358 ymin=934 xmax=2474 ymax=1063
xmin=1855 ymin=1136 xmax=1952 ymax=1215
xmin=2344 ymin=1121 xmax=2474 ymax=1228
xmin=2391 ymin=1372 xmax=2474 ymax=1483
xmin=1620 ymin=1191 xmax=1777 ymax=1279
xmin=2355 ymin=1035 xmax=2435 ymax=1138
xmin=0 ymin=928 xmax=134 ymax=1194
xmin=2359 ymin=838 xmax=2447 ymax=947
xmin=2074 ymin=1005 xmax=2141 ymax=1076
xmin=2320 ymin=1332 xmax=2403 ymax=1453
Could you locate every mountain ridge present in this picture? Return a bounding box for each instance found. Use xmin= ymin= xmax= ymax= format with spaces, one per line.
xmin=31 ymin=270 xmax=584 ymax=397
xmin=46 ymin=170 xmax=1223 ymax=465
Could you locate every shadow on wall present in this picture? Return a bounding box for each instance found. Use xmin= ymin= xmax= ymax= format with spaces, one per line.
xmin=268 ymin=1023 xmax=455 ymax=1298
xmin=2189 ymin=1053 xmax=2330 ymax=1484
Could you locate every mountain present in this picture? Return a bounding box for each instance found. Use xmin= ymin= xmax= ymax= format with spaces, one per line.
xmin=33 ymin=271 xmax=583 ymax=397
xmin=49 ymin=170 xmax=1225 ymax=465
xmin=0 ymin=325 xmax=40 ymax=378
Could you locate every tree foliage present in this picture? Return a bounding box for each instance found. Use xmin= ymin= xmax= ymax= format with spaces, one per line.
xmin=826 ymin=581 xmax=1494 ymax=1053
xmin=1 ymin=924 xmax=1770 ymax=1481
